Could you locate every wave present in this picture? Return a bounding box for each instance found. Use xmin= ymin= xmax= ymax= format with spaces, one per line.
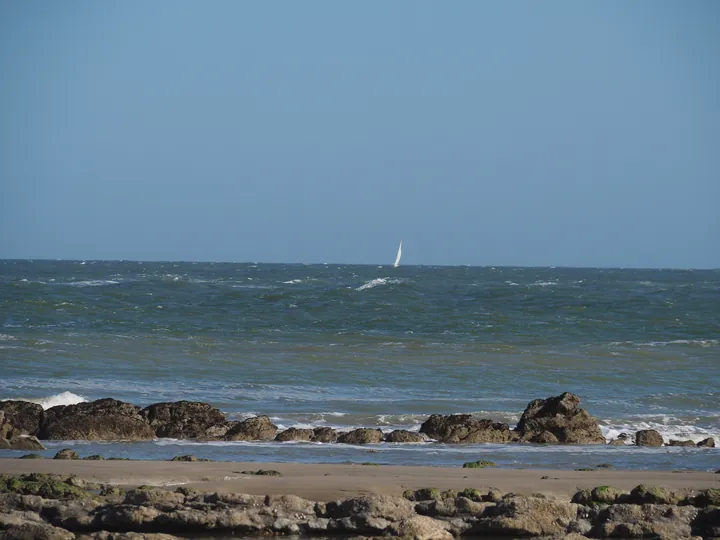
xmin=63 ymin=280 xmax=120 ymax=287
xmin=2 ymin=391 xmax=87 ymax=410
xmin=609 ymin=339 xmax=718 ymax=348
xmin=599 ymin=417 xmax=720 ymax=444
xmin=356 ymin=277 xmax=405 ymax=292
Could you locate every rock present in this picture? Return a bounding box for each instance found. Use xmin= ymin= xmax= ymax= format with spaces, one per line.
xmin=0 ymin=401 xmax=44 ymax=437
xmin=123 ymin=488 xmax=185 ymax=510
xmin=169 ymin=455 xmax=211 ymax=462
xmin=693 ymin=507 xmax=720 ymax=538
xmin=690 ymin=488 xmax=720 ymax=508
xmin=384 ymin=430 xmax=427 ymax=443
xmin=635 ymin=429 xmax=664 ymax=446
xmin=140 ymin=401 xmax=227 ymax=439
xmin=628 ymin=484 xmax=682 ymax=505
xmin=590 ymin=503 xmax=698 ymax=538
xmin=462 ymin=460 xmax=497 ymax=468
xmin=40 ymin=399 xmax=154 ymax=441
xmin=338 ymin=428 xmax=384 ymax=445
xmin=18 ymin=454 xmax=43 ymax=459
xmin=311 ymin=427 xmax=337 ymax=443
xmin=590 ymin=486 xmax=625 ymax=504
xmin=0 ymin=436 xmax=45 ymax=451
xmin=77 ymin=534 xmax=182 ymax=540
xmin=82 ymin=455 xmax=105 ymax=460
xmin=0 ymin=522 xmax=74 ymax=540
xmin=391 ymin=515 xmax=453 ymax=539
xmin=327 ymin=494 xmax=416 ymax=521
xmin=515 ymin=392 xmax=606 ymax=444
xmin=223 ymin=415 xmax=277 ymax=441
xmin=403 ymin=488 xmax=443 ymax=502
xmin=420 ymin=414 xmax=512 ymax=443
xmin=275 ymin=427 xmax=314 ymax=442
xmin=669 ymin=439 xmax=696 ymax=447
xmin=240 ymin=469 xmax=282 ymax=476
xmin=697 ymin=437 xmax=715 ymax=447
xmin=0 ymin=473 xmax=89 ymax=500
xmin=481 ymin=495 xmax=579 ymax=536
xmin=54 ymin=449 xmax=80 ymax=460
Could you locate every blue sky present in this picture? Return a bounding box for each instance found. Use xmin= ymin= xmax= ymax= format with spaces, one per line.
xmin=1 ymin=1 xmax=718 ymax=267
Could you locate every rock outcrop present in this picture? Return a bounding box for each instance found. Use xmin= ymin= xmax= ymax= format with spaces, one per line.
xmin=697 ymin=437 xmax=715 ymax=447
xmin=0 ymin=401 xmax=44 ymax=437
xmin=384 ymin=430 xmax=427 ymax=443
xmin=337 ymin=428 xmax=384 ymax=445
xmin=140 ymin=401 xmax=227 ymax=439
xmin=635 ymin=429 xmax=664 ymax=447
xmin=515 ymin=392 xmax=606 ymax=444
xmin=3 ymin=476 xmax=717 ymax=538
xmin=275 ymin=427 xmax=314 ymax=442
xmin=39 ymin=399 xmax=155 ymax=441
xmin=420 ymin=415 xmax=512 ymax=443
xmin=311 ymin=427 xmax=337 ymax=443
xmin=223 ymin=415 xmax=277 ymax=441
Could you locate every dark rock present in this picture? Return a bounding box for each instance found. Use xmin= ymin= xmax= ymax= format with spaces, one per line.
xmin=18 ymin=454 xmax=44 ymax=459
xmin=123 ymin=488 xmax=185 ymax=510
xmin=693 ymin=507 xmax=720 ymax=538
xmin=83 ymin=455 xmax=105 ymax=460
xmin=697 ymin=437 xmax=715 ymax=447
xmin=54 ymin=449 xmax=80 ymax=460
xmin=338 ymin=428 xmax=384 ymax=444
xmin=420 ymin=414 xmax=512 ymax=443
xmin=311 ymin=427 xmax=337 ymax=443
xmin=240 ymin=469 xmax=282 ymax=476
xmin=668 ymin=439 xmax=696 ymax=447
xmin=169 ymin=455 xmax=211 ymax=462
xmin=140 ymin=401 xmax=227 ymax=439
xmin=0 ymin=401 xmax=44 ymax=437
xmin=0 ymin=436 xmax=45 ymax=451
xmin=275 ymin=427 xmax=314 ymax=442
xmin=384 ymin=430 xmax=426 ymax=443
xmin=462 ymin=460 xmax=497 ymax=468
xmin=40 ymin=399 xmax=155 ymax=441
xmin=515 ymin=392 xmax=606 ymax=444
xmin=690 ymin=488 xmax=720 ymax=508
xmin=223 ymin=415 xmax=277 ymax=441
xmin=0 ymin=522 xmax=74 ymax=540
xmin=590 ymin=503 xmax=698 ymax=538
xmin=635 ymin=429 xmax=664 ymax=447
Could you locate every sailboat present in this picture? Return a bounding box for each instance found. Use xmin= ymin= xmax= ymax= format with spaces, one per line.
xmin=393 ymin=241 xmax=402 ymax=268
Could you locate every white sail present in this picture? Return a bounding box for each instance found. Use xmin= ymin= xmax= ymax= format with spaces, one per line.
xmin=393 ymin=241 xmax=402 ymax=268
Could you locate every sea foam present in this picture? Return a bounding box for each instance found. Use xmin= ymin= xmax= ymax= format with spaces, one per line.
xmin=14 ymin=391 xmax=88 ymax=410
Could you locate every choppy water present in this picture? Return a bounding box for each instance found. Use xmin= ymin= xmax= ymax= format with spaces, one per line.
xmin=1 ymin=260 xmax=718 ymax=470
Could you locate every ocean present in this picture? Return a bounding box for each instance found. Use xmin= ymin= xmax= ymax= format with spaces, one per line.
xmin=1 ymin=260 xmax=718 ymax=471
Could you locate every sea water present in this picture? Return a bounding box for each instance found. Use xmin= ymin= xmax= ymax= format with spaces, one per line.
xmin=1 ymin=260 xmax=718 ymax=470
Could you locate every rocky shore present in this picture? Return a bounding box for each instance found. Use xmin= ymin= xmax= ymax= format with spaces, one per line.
xmin=1 ymin=392 xmax=715 ymax=451
xmin=0 ymin=471 xmax=718 ymax=539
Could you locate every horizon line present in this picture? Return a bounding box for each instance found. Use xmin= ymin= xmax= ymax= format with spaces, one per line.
xmin=0 ymin=257 xmax=717 ymax=272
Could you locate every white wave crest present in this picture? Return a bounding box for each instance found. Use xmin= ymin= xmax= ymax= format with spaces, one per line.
xmin=356 ymin=277 xmax=405 ymax=291
xmin=13 ymin=391 xmax=89 ymax=410
xmin=530 ymin=281 xmax=558 ymax=287
xmin=0 ymin=334 xmax=17 ymax=341
xmin=600 ymin=417 xmax=719 ymax=444
xmin=64 ymin=280 xmax=119 ymax=287
xmin=609 ymin=339 xmax=718 ymax=348
xmin=282 ymin=279 xmax=304 ymax=284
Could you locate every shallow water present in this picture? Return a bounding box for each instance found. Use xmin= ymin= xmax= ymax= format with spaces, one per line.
xmin=1 ymin=260 xmax=718 ymax=470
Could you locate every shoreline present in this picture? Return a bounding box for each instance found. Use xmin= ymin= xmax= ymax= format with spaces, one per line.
xmin=2 ymin=458 xmax=717 ymax=501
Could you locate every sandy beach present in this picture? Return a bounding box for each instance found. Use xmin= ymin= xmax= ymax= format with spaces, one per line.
xmin=2 ymin=458 xmax=717 ymax=501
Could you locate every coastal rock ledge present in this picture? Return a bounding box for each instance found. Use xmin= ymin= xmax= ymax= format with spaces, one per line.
xmin=1 ymin=392 xmax=714 ymax=448
xmin=1 ymin=473 xmax=719 ymax=539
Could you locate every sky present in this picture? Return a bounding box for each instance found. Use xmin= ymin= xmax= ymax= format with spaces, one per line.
xmin=1 ymin=2 xmax=718 ymax=268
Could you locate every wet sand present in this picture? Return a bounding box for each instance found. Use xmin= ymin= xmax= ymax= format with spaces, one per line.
xmin=1 ymin=459 xmax=717 ymax=500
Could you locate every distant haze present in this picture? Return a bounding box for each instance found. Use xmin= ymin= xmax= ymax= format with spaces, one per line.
xmin=1 ymin=2 xmax=718 ymax=268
